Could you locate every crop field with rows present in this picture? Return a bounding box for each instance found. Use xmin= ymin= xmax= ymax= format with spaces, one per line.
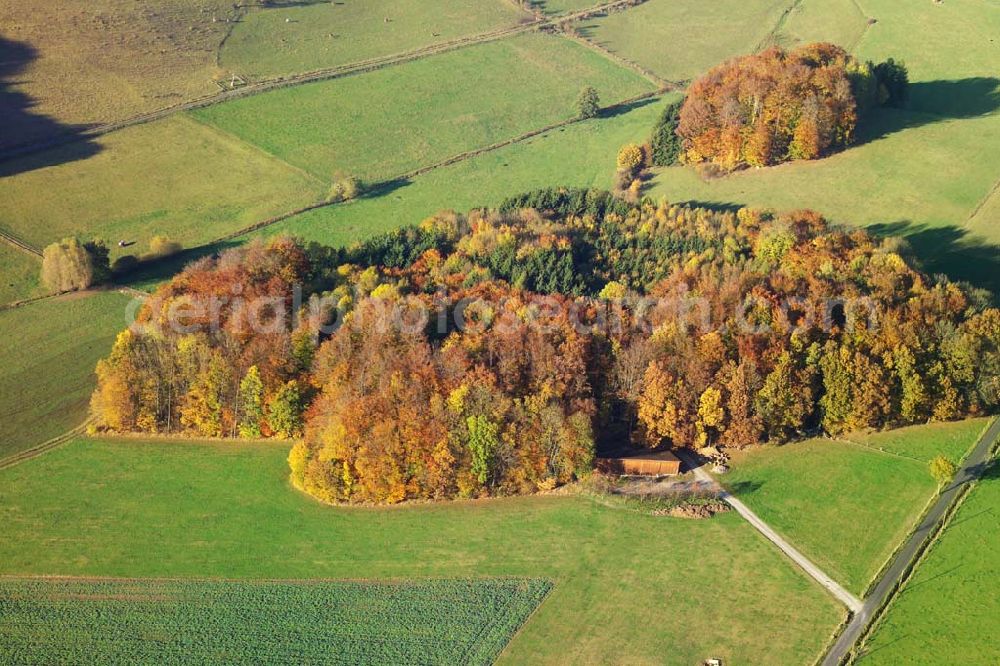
xmin=0 ymin=577 xmax=551 ymax=665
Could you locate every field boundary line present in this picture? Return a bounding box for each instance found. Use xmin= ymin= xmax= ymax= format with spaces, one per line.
xmin=212 ymin=90 xmax=662 ymax=244
xmin=1 ymin=284 xmax=138 ymax=313
xmin=848 ymin=453 xmax=998 ymax=663
xmin=846 ymin=0 xmax=874 ymax=54
xmin=559 ymin=31 xmax=677 ymax=90
xmin=821 ymin=415 xmax=1000 ymax=665
xmin=0 ymin=0 xmax=647 ymax=163
xmin=0 ymin=229 xmax=42 ymax=257
xmin=829 ymin=435 xmax=927 ymax=465
xmin=0 ymin=422 xmax=90 ymax=472
xmin=181 ymin=114 xmax=328 ymax=187
xmin=967 ymin=173 xmax=1000 ymax=222
xmin=213 ymin=4 xmax=250 ymax=69
xmin=856 ymin=417 xmax=995 ymax=599
xmin=753 ymin=0 xmax=805 ymax=52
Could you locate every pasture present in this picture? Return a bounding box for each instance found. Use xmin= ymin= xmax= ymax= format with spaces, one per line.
xmin=0 ymin=577 xmax=550 ymax=665
xmin=220 ymin=0 xmax=526 ymax=80
xmin=0 ymin=0 xmax=232 ymax=149
xmin=858 ymin=459 xmax=1000 ymax=664
xmin=0 ymin=115 xmax=324 ymax=258
xmin=720 ymin=419 xmax=991 ymax=595
xmin=577 ymin=0 xmax=790 ymax=83
xmin=259 ymin=95 xmax=671 ymax=247
xmin=777 ymin=0 xmax=870 ymax=52
xmin=193 ymin=32 xmax=654 ymax=183
xmin=0 ymin=291 xmax=131 ymax=460
xmin=0 ymin=246 xmax=41 ymax=306
xmin=0 ymin=437 xmax=842 ymax=665
xmin=532 ymin=0 xmax=607 ymax=14
xmin=647 ymin=0 xmax=1000 ymax=294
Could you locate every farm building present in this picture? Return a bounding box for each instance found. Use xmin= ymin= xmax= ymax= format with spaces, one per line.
xmin=596 ymin=450 xmax=682 ymax=476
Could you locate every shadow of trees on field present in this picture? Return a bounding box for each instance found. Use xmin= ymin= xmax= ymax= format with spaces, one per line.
xmin=115 ymin=240 xmax=243 ymax=291
xmin=260 ymin=0 xmax=332 ymax=8
xmin=601 ymin=95 xmax=658 ymax=119
xmin=0 ymin=36 xmax=101 ymax=175
xmin=726 ymin=480 xmax=764 ymax=496
xmin=855 ymin=77 xmax=1000 ymax=145
xmin=866 ymin=221 xmax=1000 ymax=302
xmin=672 ymin=200 xmax=745 ymax=214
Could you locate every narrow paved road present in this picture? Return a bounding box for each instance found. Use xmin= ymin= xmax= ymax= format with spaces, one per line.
xmin=676 ymin=449 xmax=863 ymax=612
xmin=821 ymin=416 xmax=1000 ymax=665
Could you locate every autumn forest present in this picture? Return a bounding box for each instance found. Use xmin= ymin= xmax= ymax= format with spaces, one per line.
xmin=90 ymin=189 xmax=1000 ymax=504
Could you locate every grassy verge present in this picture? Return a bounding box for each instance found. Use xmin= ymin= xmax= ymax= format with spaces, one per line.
xmin=857 ymin=457 xmax=1000 ymax=663
xmin=719 ymin=419 xmax=990 ymax=595
xmin=0 ymin=437 xmax=841 ymax=665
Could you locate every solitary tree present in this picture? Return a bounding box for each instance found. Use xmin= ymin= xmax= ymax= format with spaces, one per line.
xmin=576 ymin=85 xmax=600 ymax=119
xmin=929 ymin=455 xmax=957 ymax=488
xmin=328 ymin=172 xmax=361 ymax=203
xmin=616 ymin=143 xmax=645 ymax=177
xmin=41 ymin=238 xmax=109 ymax=293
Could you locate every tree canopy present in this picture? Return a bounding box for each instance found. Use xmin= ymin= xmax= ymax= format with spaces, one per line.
xmin=676 ymin=43 xmax=907 ymax=170
xmin=92 ymin=189 xmax=999 ymax=504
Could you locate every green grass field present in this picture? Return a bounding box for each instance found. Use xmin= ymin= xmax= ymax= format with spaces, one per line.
xmin=0 ymin=246 xmax=41 ymax=306
xmin=194 ymin=32 xmax=654 ymax=183
xmin=0 ymin=115 xmax=324 ymax=258
xmin=647 ymin=0 xmax=1000 ymax=294
xmin=0 ymin=437 xmax=842 ymax=665
xmin=777 ymin=0 xmax=870 ymax=52
xmin=533 ymin=0 xmax=605 ymax=14
xmin=577 ymin=0 xmax=790 ymax=82
xmin=858 ymin=459 xmax=1000 ymax=664
xmin=221 ymin=0 xmax=525 ymax=80
xmin=0 ymin=577 xmax=550 ymax=665
xmin=0 ymin=0 xmax=232 ymax=150
xmin=257 ymin=94 xmax=670 ymax=247
xmin=0 ymin=291 xmax=131 ymax=459
xmin=720 ymin=420 xmax=990 ymax=595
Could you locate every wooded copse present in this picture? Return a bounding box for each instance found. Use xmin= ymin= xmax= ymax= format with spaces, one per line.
xmin=675 ymin=42 xmax=909 ymax=170
xmin=90 ymin=189 xmax=1000 ymax=503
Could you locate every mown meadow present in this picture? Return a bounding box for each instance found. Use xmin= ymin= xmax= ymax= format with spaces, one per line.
xmin=220 ymin=0 xmax=526 ymax=80
xmin=257 ymin=95 xmax=671 ymax=246
xmin=194 ymin=32 xmax=654 ymax=183
xmin=0 ymin=437 xmax=841 ymax=665
xmin=0 ymin=291 xmax=132 ymax=459
xmin=720 ymin=419 xmax=991 ymax=595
